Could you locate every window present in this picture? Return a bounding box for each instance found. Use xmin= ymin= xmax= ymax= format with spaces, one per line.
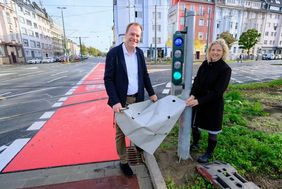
xmin=35 ymin=32 xmax=39 ymax=38
xmin=135 ymin=11 xmax=143 ymax=18
xmin=36 ymin=42 xmax=41 ymax=48
xmin=199 ymin=5 xmax=204 ymax=16
xmin=25 ymin=10 xmax=30 ymax=16
xmin=21 ymin=27 xmax=27 ymax=35
xmin=34 ymin=23 xmax=38 ymax=29
xmin=26 ymin=20 xmax=32 ymax=26
xmin=30 ymin=40 xmax=36 ymax=48
xmin=157 ymin=25 xmax=161 ymax=32
xmin=217 ymin=22 xmax=220 ymax=29
xmin=265 ymin=32 xmax=269 ymax=36
xmin=23 ymin=39 xmax=29 ymax=47
xmin=158 ymin=12 xmax=161 ymax=19
xmin=199 ymin=19 xmax=204 ymax=26
xmin=19 ymin=16 xmax=25 ymax=24
xmin=0 ymin=45 xmax=5 ymax=57
xmin=264 ymin=40 xmax=267 ymax=45
xmin=235 ymin=22 xmax=238 ymax=29
xmin=28 ymin=30 xmax=34 ymax=36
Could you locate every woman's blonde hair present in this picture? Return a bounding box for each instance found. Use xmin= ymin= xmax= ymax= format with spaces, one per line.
xmin=207 ymin=38 xmax=229 ymax=62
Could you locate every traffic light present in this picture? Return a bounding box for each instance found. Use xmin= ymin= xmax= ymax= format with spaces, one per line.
xmin=172 ymin=31 xmax=185 ymax=85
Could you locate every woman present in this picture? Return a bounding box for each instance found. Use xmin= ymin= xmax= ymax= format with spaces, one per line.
xmin=186 ymin=39 xmax=232 ymax=163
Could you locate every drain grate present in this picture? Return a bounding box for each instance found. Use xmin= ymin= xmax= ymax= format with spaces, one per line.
xmin=127 ymin=146 xmax=143 ymax=165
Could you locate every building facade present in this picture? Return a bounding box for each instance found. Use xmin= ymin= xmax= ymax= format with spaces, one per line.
xmin=113 ymin=0 xmax=170 ymax=59
xmin=170 ymin=0 xmax=215 ymax=60
xmin=0 ymin=0 xmax=25 ymax=64
xmin=16 ymin=0 xmax=60 ymax=61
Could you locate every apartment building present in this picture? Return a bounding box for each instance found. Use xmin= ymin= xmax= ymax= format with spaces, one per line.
xmin=170 ymin=0 xmax=215 ymax=60
xmin=0 ymin=0 xmax=24 ymax=64
xmin=113 ymin=0 xmax=170 ymax=58
xmin=16 ymin=0 xmax=57 ymax=60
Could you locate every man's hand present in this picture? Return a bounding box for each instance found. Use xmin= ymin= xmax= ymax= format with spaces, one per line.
xmin=186 ymin=95 xmax=198 ymax=107
xmin=150 ymin=94 xmax=158 ymax=102
xmin=112 ymin=103 xmax=122 ymax=113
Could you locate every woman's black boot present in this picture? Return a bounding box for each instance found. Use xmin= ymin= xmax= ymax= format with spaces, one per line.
xmin=197 ymin=138 xmax=217 ymax=163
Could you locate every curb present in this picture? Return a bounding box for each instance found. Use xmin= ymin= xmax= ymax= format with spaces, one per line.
xmin=144 ymin=152 xmax=167 ymax=189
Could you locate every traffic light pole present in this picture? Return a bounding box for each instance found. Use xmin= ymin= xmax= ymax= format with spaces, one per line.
xmin=178 ymin=11 xmax=195 ymax=161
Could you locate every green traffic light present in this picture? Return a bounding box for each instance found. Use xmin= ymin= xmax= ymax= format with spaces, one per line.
xmin=173 ymin=71 xmax=182 ymax=80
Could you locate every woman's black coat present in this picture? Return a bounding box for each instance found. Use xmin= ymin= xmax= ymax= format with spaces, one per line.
xmin=191 ymin=59 xmax=231 ymax=132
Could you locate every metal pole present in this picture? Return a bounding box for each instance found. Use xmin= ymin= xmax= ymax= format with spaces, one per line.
xmin=79 ymin=37 xmax=83 ymax=60
xmin=58 ymin=7 xmax=67 ymax=61
xmin=178 ymin=11 xmax=195 ymax=161
xmin=206 ymin=8 xmax=211 ymax=57
xmin=154 ymin=4 xmax=157 ymax=64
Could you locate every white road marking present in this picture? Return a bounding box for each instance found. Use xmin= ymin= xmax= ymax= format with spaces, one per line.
xmin=5 ymin=87 xmax=58 ymax=98
xmin=65 ymin=90 xmax=73 ymax=96
xmin=162 ymin=89 xmax=170 ymax=94
xmin=0 ymin=92 xmax=12 ymax=96
xmin=27 ymin=121 xmax=46 ymax=131
xmin=0 ymin=145 xmax=8 ymax=152
xmin=0 ymin=73 xmax=12 ymax=77
xmin=148 ymin=69 xmax=170 ymax=73
xmin=19 ymin=72 xmax=43 ymax=77
xmin=0 ymin=138 xmax=30 ymax=172
xmin=52 ymin=102 xmax=63 ymax=108
xmin=25 ymin=67 xmax=38 ymax=70
xmin=58 ymin=97 xmax=68 ymax=102
xmin=152 ymin=82 xmax=167 ymax=88
xmin=40 ymin=111 xmax=55 ymax=119
xmin=47 ymin=76 xmax=67 ymax=83
xmin=51 ymin=71 xmax=68 ymax=76
xmin=166 ymin=82 xmax=171 ymax=88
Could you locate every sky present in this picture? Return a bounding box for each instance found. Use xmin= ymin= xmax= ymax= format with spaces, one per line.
xmin=35 ymin=0 xmax=113 ymax=52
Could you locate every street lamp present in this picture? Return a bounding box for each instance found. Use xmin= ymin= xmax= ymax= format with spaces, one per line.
xmin=57 ymin=7 xmax=67 ymax=61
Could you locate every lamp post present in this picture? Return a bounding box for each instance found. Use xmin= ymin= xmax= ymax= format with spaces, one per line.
xmin=57 ymin=7 xmax=67 ymax=61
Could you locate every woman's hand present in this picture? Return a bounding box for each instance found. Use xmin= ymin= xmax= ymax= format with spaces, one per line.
xmin=186 ymin=95 xmax=198 ymax=107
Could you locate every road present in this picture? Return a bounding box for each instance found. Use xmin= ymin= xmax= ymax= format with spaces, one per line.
xmin=0 ymin=58 xmax=281 ymax=150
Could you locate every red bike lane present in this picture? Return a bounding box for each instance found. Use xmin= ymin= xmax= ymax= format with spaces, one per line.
xmin=3 ymin=63 xmax=125 ymax=172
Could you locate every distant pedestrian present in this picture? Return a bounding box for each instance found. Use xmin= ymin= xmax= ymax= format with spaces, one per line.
xmin=186 ymin=38 xmax=232 ymax=163
xmin=239 ymin=54 xmax=243 ymax=63
xmin=104 ymin=22 xmax=157 ymax=176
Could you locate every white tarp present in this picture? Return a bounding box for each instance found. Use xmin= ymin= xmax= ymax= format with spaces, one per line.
xmin=115 ymin=95 xmax=186 ymax=154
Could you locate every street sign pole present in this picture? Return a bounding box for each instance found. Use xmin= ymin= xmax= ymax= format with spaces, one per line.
xmin=178 ymin=10 xmax=195 ymax=161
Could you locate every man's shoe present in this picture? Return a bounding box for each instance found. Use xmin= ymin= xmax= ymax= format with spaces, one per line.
xmin=119 ymin=163 xmax=133 ymax=176
xmin=197 ymin=152 xmax=212 ymax=163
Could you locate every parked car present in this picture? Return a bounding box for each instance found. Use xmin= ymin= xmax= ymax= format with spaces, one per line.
xmin=262 ymin=53 xmax=275 ymax=60
xmin=41 ymin=57 xmax=55 ymax=63
xmin=275 ymin=54 xmax=282 ymax=60
xmin=26 ymin=58 xmax=41 ymax=64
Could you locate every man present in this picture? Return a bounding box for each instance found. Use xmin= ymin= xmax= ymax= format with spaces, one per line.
xmin=104 ymin=22 xmax=157 ymax=176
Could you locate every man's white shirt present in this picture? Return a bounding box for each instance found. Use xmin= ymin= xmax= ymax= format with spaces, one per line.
xmin=122 ymin=43 xmax=139 ymax=95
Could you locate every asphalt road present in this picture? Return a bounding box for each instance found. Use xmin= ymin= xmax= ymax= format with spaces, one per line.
xmin=0 ymin=58 xmax=281 ymax=149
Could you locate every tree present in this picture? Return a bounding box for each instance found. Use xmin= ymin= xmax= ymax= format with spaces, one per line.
xmin=219 ymin=32 xmax=236 ymax=48
xmin=81 ymin=44 xmax=88 ymax=55
xmin=238 ymin=29 xmax=261 ymax=56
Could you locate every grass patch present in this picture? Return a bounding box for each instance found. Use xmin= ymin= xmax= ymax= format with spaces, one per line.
xmin=159 ymin=79 xmax=282 ymax=188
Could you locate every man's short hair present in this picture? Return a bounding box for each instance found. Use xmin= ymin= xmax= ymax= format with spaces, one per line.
xmin=126 ymin=22 xmax=143 ymax=33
